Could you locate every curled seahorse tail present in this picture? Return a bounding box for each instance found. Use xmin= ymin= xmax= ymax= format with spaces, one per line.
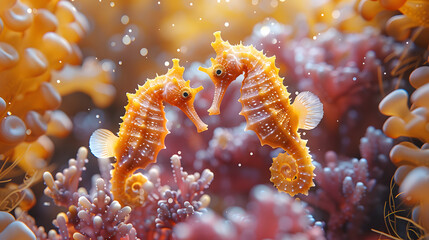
xmin=269 ymin=149 xmax=315 ymax=196
xmin=110 ymin=164 xmax=149 ymax=209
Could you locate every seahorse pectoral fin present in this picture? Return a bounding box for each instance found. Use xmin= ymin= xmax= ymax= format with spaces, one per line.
xmin=89 ymin=129 xmax=119 ymax=158
xmin=291 ymin=91 xmax=324 ymax=130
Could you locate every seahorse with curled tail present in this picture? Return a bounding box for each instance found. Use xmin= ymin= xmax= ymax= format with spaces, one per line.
xmin=89 ymin=59 xmax=208 ymax=208
xmin=199 ymin=32 xmax=323 ymax=196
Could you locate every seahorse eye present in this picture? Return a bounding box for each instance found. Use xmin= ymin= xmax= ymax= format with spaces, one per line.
xmin=182 ymin=91 xmax=189 ymax=98
xmin=213 ymin=64 xmax=225 ymax=78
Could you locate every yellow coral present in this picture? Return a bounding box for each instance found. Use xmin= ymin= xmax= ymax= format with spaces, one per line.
xmin=379 ymin=65 xmax=429 ymax=232
xmin=357 ymin=0 xmax=429 ymax=43
xmin=51 ymin=57 xmax=116 ymax=108
xmin=0 ymin=0 xmax=114 ymax=177
xmin=0 ymin=0 xmax=87 ymax=155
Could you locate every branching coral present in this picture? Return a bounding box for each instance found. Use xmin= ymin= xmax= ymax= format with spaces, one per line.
xmin=12 ymin=146 xmax=213 ymax=239
xmin=300 ymin=126 xmax=394 ymax=239
xmin=174 ymin=184 xmax=325 ymax=240
xmin=43 ymin=147 xmax=88 ymax=208
xmin=2 ymin=1 xmax=426 ymax=239
xmin=40 ymin=147 xmax=138 ymax=239
xmin=62 ymin=180 xmax=137 ymax=240
xmin=379 ymin=65 xmax=429 ymax=233
xmin=126 ymin=154 xmax=213 ymax=239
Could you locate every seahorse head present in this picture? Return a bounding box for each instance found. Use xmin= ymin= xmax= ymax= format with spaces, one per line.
xmin=199 ymin=31 xmax=242 ymax=115
xmin=163 ymin=59 xmax=208 ymax=132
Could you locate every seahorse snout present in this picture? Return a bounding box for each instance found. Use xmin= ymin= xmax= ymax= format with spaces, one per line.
xmin=181 ymin=102 xmax=208 ymax=132
xmin=208 ymin=82 xmax=228 ymax=115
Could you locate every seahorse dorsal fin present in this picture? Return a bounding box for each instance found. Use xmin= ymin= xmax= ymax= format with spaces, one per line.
xmin=292 ymin=91 xmax=323 ymax=130
xmin=89 ymin=129 xmax=119 ymax=158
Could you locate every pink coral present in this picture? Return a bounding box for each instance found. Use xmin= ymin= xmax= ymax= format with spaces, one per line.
xmin=34 ymin=146 xmax=213 ymax=239
xmin=174 ymin=185 xmax=325 ymax=240
xmin=126 ymin=154 xmax=213 ymax=239
xmin=42 ymin=147 xmax=138 ymax=239
xmin=300 ymin=127 xmax=394 ymax=239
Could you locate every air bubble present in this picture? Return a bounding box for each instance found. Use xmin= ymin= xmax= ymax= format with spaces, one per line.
xmin=140 ymin=48 xmax=148 ymax=56
xmin=121 ymin=15 xmax=129 ymax=25
xmin=122 ymin=35 xmax=131 ymax=45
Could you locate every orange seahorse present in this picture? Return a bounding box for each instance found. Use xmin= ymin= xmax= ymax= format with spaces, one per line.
xmin=199 ymin=32 xmax=323 ymax=196
xmin=89 ymin=59 xmax=208 ymax=207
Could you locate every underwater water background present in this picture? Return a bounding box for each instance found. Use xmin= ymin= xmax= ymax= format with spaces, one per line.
xmin=0 ymin=0 xmax=428 ymax=239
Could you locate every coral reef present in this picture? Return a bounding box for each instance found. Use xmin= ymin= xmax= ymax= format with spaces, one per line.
xmin=195 ymin=123 xmax=273 ymax=196
xmin=17 ymin=146 xmax=212 ymax=239
xmin=1 ymin=0 xmax=428 ymax=240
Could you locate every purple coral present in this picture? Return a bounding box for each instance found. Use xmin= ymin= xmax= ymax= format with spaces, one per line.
xmin=38 ymin=147 xmax=215 ymax=239
xmin=43 ymin=147 xmax=88 ymax=207
xmin=64 ymin=179 xmax=137 ymax=240
xmin=127 ymin=154 xmax=213 ymax=239
xmin=300 ymin=126 xmax=394 ymax=239
xmin=41 ymin=147 xmax=138 ymax=239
